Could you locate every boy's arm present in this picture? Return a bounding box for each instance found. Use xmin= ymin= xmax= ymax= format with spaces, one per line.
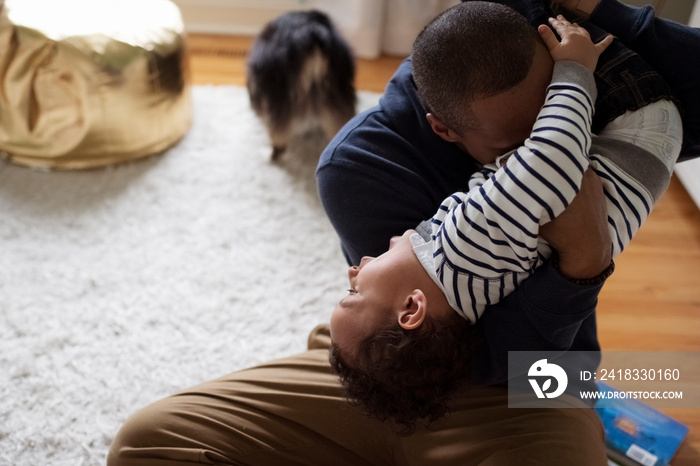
xmin=432 ymin=61 xmax=596 ymax=322
xmin=431 ymin=18 xmax=612 ymax=323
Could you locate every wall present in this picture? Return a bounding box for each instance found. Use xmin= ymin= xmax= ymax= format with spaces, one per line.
xmin=172 ymin=0 xmax=386 ymax=58
xmin=172 ymin=0 xmax=306 ymax=36
xmin=674 ymin=0 xmax=700 ymax=208
xmin=171 ymin=0 xmax=457 ymax=58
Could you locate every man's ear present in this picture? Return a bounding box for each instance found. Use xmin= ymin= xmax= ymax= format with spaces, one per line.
xmin=426 ymin=113 xmax=462 ymax=143
xmin=397 ymin=289 xmax=427 ymax=330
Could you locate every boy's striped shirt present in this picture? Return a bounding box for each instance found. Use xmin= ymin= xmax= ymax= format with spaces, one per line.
xmin=431 ymin=62 xmax=657 ymax=323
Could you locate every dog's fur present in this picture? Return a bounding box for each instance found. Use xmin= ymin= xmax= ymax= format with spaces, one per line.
xmin=247 ymin=10 xmax=356 ymax=160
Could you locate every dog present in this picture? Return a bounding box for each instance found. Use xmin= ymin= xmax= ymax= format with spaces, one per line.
xmin=247 ymin=10 xmax=356 ymax=160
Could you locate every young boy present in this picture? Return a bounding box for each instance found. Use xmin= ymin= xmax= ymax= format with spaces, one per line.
xmin=330 ymin=2 xmax=683 ymax=432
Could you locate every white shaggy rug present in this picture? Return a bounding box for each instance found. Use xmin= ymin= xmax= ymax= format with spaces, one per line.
xmin=0 ymin=86 xmax=380 ymax=465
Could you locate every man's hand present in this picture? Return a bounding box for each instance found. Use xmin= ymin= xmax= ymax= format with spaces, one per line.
xmin=540 ymin=169 xmax=612 ymax=279
xmin=538 ymin=15 xmax=613 ymax=72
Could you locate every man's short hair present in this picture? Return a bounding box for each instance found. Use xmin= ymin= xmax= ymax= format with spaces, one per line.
xmin=412 ymin=1 xmax=541 ymax=132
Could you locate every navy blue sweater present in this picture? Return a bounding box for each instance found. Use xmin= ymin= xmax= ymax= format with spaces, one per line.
xmin=316 ymin=0 xmax=698 ymax=385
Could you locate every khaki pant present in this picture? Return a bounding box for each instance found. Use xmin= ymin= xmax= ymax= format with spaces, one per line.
xmin=108 ymin=324 xmax=607 ymax=465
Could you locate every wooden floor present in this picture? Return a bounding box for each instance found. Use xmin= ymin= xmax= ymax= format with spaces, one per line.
xmin=187 ymin=33 xmax=700 ymax=465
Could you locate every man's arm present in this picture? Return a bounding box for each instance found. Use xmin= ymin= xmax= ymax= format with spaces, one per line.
xmin=471 ymin=170 xmax=612 ymax=386
xmin=540 ymin=168 xmax=612 ymax=278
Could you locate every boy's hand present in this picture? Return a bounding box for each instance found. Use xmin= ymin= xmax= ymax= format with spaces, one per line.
xmin=537 ymin=15 xmax=613 ymax=72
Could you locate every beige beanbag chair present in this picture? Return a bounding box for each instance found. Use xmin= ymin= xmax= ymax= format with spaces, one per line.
xmin=0 ymin=0 xmax=192 ymax=169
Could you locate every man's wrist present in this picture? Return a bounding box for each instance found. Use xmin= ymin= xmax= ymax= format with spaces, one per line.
xmin=552 ymin=251 xmax=615 ymax=285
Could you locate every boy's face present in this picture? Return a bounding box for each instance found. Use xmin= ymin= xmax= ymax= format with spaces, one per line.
xmin=330 ymin=230 xmax=423 ymax=359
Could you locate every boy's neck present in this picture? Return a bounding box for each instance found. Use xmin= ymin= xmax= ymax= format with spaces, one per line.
xmin=408 ymin=232 xmax=453 ymax=319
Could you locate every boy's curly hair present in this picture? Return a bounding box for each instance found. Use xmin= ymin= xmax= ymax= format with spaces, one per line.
xmin=329 ymin=310 xmax=482 ymax=434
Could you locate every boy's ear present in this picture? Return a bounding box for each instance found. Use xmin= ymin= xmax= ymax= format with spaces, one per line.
xmin=397 ymin=289 xmax=427 ymax=330
xmin=426 ymin=113 xmax=462 ymax=143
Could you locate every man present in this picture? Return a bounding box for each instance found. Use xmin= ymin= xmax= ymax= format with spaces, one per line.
xmin=108 ymin=1 xmax=699 ymax=464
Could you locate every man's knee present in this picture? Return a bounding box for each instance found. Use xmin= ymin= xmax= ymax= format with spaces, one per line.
xmin=108 ymin=404 xmax=157 ymax=465
xmin=107 ymin=399 xmax=209 ymax=466
xmin=307 ymin=323 xmax=331 ymax=350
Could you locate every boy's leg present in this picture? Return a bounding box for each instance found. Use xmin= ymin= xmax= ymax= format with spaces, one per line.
xmin=585 ymin=0 xmax=700 ymax=161
xmin=108 ymin=324 xmax=607 ymax=466
xmin=598 ymin=99 xmax=683 ymax=173
xmin=467 ymin=0 xmax=677 ymax=137
xmin=553 ymin=0 xmax=700 ymax=160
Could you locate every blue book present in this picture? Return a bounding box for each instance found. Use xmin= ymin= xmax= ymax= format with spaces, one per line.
xmin=595 ymin=382 xmax=689 ymax=466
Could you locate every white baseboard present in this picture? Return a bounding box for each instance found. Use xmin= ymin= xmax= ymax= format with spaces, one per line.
xmin=172 ymin=0 xmax=387 ymax=58
xmin=172 ymin=0 xmax=301 ymax=36
xmin=675 ymin=160 xmax=700 ymax=209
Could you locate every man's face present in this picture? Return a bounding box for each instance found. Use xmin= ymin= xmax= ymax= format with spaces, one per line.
xmin=453 ymin=44 xmax=555 ymax=165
